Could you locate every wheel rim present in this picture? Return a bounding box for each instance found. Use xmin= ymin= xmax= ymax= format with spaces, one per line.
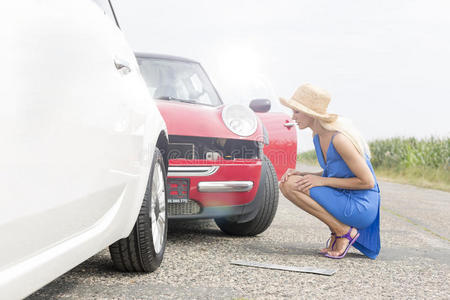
xmin=150 ymin=162 xmax=166 ymax=254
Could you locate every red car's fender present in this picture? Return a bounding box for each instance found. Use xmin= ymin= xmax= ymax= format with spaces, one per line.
xmin=257 ymin=112 xmax=298 ymax=179
xmin=157 ymin=100 xmax=264 ymax=142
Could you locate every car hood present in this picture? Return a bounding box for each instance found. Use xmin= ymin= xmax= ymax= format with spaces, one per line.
xmin=156 ymin=100 xmax=263 ymax=141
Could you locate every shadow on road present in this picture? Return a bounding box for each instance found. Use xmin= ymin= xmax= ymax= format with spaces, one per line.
xmin=167 ymin=219 xmax=228 ymax=240
xmin=27 ymin=247 xmax=152 ymax=299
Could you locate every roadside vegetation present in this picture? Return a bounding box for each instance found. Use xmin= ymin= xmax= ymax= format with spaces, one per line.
xmin=298 ymin=137 xmax=450 ymax=192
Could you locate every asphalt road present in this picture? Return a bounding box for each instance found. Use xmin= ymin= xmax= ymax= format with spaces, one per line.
xmin=29 ymin=164 xmax=450 ymax=299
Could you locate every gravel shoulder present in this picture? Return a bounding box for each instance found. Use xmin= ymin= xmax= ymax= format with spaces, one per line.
xmin=29 ymin=164 xmax=450 ymax=299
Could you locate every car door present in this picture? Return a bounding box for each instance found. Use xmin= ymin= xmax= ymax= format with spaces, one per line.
xmin=258 ymin=112 xmax=298 ymax=179
xmin=0 ymin=0 xmax=152 ymax=272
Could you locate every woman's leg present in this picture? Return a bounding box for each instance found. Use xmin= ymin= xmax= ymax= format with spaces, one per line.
xmin=279 ymin=175 xmax=357 ymax=255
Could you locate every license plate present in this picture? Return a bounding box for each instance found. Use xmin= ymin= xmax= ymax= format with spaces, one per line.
xmin=168 ymin=178 xmax=189 ymax=203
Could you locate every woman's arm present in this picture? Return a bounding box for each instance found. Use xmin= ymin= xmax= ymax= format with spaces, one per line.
xmin=321 ymin=175 xmax=373 ymax=190
xmin=296 ymin=134 xmax=375 ymax=191
xmin=302 ymin=170 xmax=324 ymax=176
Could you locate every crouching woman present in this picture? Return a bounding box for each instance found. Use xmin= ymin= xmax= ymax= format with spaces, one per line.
xmin=279 ymin=84 xmax=381 ymax=259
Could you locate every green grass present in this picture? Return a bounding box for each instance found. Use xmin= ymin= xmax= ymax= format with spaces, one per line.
xmin=297 ymin=136 xmax=450 ymax=192
xmin=297 ymin=150 xmax=319 ymax=165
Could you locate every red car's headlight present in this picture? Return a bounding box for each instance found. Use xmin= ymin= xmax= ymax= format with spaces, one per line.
xmin=222 ymin=104 xmax=257 ymax=137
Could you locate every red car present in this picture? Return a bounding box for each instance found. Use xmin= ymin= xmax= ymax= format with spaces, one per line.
xmin=137 ymin=53 xmax=297 ymax=236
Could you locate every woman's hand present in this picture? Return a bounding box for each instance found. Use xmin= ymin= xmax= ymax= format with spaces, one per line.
xmin=280 ymin=168 xmax=302 ymax=183
xmin=295 ymin=174 xmax=325 ymax=192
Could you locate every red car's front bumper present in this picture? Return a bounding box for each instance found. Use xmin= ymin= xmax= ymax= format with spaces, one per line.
xmin=167 ymin=158 xmax=263 ymax=219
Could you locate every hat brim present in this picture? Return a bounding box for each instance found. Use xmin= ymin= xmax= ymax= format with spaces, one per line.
xmin=279 ymin=97 xmax=338 ymax=122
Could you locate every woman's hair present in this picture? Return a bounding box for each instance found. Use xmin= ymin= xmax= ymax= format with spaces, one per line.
xmin=316 ymin=116 xmax=371 ymax=158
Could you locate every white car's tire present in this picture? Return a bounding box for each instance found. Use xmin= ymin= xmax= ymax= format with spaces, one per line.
xmin=109 ymin=148 xmax=168 ymax=272
xmin=215 ymin=155 xmax=279 ymax=236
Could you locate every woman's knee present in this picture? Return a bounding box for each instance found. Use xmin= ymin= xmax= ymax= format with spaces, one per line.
xmin=279 ymin=182 xmax=290 ymax=198
xmin=279 ymin=175 xmax=302 ymax=198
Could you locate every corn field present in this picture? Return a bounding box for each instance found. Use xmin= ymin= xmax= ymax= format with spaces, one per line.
xmin=369 ymin=137 xmax=449 ymax=171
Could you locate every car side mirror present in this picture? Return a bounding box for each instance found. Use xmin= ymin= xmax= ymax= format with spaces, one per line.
xmin=249 ymin=99 xmax=271 ymax=113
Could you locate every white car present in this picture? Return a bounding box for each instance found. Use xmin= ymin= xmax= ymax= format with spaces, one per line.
xmin=0 ymin=1 xmax=169 ymax=298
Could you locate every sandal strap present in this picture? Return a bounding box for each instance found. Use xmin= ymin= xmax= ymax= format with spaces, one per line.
xmin=335 ymin=226 xmax=354 ymax=242
xmin=325 ymin=232 xmax=336 ymax=248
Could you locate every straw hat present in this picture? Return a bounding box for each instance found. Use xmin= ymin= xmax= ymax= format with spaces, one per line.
xmin=280 ymin=83 xmax=338 ymax=122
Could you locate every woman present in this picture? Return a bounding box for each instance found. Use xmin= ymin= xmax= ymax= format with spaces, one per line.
xmin=279 ymin=83 xmax=380 ymax=259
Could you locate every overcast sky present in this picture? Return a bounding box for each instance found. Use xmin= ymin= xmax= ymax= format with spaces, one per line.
xmin=112 ymin=0 xmax=450 ymax=151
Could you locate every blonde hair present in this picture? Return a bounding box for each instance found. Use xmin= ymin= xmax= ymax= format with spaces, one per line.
xmin=316 ymin=116 xmax=371 ymax=159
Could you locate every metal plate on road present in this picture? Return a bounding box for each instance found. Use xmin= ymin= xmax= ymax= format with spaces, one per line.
xmin=231 ymin=260 xmax=336 ymax=276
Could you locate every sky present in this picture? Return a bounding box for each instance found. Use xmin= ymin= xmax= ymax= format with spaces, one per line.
xmin=112 ymin=0 xmax=450 ymax=151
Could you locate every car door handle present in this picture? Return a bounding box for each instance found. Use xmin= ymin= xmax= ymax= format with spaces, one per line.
xmin=114 ymin=58 xmax=131 ymax=75
xmin=284 ymin=122 xmax=296 ymax=128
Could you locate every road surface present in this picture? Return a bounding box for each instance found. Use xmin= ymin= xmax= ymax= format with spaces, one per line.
xmin=29 ymin=164 xmax=450 ymax=299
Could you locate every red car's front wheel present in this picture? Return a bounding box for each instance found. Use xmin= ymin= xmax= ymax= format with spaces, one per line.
xmin=215 ymin=155 xmax=279 ymax=236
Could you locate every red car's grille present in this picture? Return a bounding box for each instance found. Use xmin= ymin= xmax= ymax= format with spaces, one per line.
xmin=166 ymin=135 xmax=261 ymax=161
xmin=168 ymin=200 xmax=201 ymax=216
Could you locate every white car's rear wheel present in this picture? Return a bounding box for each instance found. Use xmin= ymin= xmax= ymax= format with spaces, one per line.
xmin=109 ymin=148 xmax=168 ymax=272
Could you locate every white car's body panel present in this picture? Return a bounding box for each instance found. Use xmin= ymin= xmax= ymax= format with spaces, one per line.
xmin=0 ymin=1 xmax=166 ymax=298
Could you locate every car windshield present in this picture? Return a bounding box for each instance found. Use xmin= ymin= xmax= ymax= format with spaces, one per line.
xmin=137 ymin=57 xmax=222 ymax=106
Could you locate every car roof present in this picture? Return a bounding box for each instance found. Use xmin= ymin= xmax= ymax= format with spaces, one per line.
xmin=135 ymin=52 xmax=200 ymax=64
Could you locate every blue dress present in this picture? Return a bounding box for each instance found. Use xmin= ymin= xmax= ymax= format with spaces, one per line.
xmin=309 ymin=133 xmax=381 ymax=259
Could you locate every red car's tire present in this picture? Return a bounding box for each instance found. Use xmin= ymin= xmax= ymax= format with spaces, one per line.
xmin=215 ymin=155 xmax=279 ymax=236
xmin=109 ymin=148 xmax=168 ymax=272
